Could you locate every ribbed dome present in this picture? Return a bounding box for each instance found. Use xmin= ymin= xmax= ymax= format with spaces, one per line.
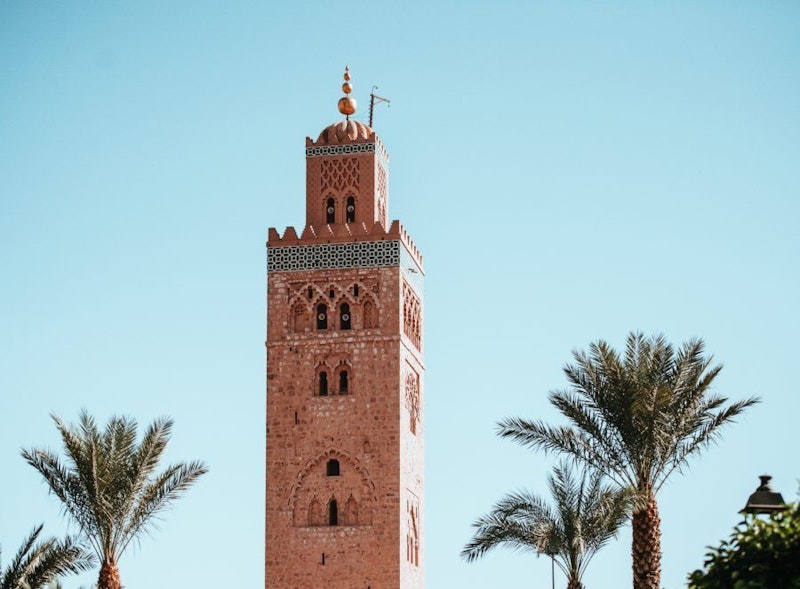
xmin=316 ymin=120 xmax=374 ymax=145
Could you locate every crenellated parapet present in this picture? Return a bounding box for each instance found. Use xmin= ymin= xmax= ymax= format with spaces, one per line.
xmin=267 ymin=219 xmax=424 ymax=274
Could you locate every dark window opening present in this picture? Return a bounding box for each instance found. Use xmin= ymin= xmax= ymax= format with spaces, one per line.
xmin=316 ymin=304 xmax=327 ymax=329
xmin=340 ymin=303 xmax=351 ymax=330
xmin=346 ymin=196 xmax=355 ymax=222
xmin=307 ymin=287 xmax=313 ymax=299
xmin=329 ymin=289 xmax=334 ymax=299
xmin=328 ymin=500 xmax=338 ymax=526
xmin=339 ymin=371 xmax=349 ymax=394
xmin=353 ymin=284 xmax=359 ymax=297
xmin=318 ymin=372 xmax=328 ymax=396
xmin=326 ymin=459 xmax=340 ymax=476
xmin=326 ymin=198 xmax=335 ymax=224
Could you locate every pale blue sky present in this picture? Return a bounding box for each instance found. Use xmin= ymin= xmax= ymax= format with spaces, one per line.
xmin=1 ymin=2 xmax=798 ymax=588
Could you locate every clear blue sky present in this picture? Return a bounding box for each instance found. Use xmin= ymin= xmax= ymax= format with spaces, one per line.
xmin=1 ymin=2 xmax=798 ymax=588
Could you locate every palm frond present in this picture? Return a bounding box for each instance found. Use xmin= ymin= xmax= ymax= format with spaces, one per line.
xmin=23 ymin=412 xmax=207 ymax=582
xmin=0 ymin=525 xmax=93 ymax=589
xmin=462 ymin=462 xmax=630 ymax=587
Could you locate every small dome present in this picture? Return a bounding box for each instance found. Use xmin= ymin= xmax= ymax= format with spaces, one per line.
xmin=316 ymin=120 xmax=373 ymax=145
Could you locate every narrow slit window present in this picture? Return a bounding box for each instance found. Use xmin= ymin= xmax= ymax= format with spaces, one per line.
xmin=326 ymin=198 xmax=335 ymax=224
xmin=318 ymin=372 xmax=328 ymax=396
xmin=346 ymin=196 xmax=355 ymax=222
xmin=328 ymin=499 xmax=338 ymax=526
xmin=339 ymin=370 xmax=349 ymax=394
xmin=353 ymin=284 xmax=359 ymax=297
xmin=340 ymin=303 xmax=351 ymax=330
xmin=316 ymin=304 xmax=327 ymax=330
xmin=326 ymin=459 xmax=340 ymax=476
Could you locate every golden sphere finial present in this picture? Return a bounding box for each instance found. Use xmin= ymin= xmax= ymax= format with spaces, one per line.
xmin=337 ymin=65 xmax=357 ymax=119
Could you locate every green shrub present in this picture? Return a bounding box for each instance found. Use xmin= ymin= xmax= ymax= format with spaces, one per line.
xmin=688 ymin=495 xmax=800 ymax=589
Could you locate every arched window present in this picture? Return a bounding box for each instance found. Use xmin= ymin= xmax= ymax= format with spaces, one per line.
xmin=346 ymin=196 xmax=355 ymax=222
xmin=340 ymin=303 xmax=351 ymax=330
xmin=318 ymin=372 xmax=328 ymax=396
xmin=326 ymin=198 xmax=335 ymax=224
xmin=326 ymin=459 xmax=340 ymax=476
xmin=316 ymin=303 xmax=327 ymax=330
xmin=339 ymin=370 xmax=349 ymax=394
xmin=328 ymin=499 xmax=338 ymax=526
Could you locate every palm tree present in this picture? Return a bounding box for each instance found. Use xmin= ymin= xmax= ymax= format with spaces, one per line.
xmin=462 ymin=463 xmax=631 ymax=589
xmin=0 ymin=524 xmax=93 ymax=589
xmin=22 ymin=411 xmax=208 ymax=589
xmin=498 ymin=332 xmax=759 ymax=589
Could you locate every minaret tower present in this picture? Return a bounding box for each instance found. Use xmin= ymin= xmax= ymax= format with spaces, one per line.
xmin=266 ymin=68 xmax=425 ymax=589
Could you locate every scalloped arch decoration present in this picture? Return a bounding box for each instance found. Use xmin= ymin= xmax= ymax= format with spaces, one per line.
xmin=289 ymin=447 xmax=376 ymax=510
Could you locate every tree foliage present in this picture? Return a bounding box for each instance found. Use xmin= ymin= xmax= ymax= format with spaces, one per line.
xmin=0 ymin=524 xmax=93 ymax=589
xmin=688 ymin=497 xmax=800 ymax=589
xmin=497 ymin=332 xmax=759 ymax=589
xmin=22 ymin=411 xmax=207 ymax=589
xmin=462 ymin=463 xmax=631 ymax=589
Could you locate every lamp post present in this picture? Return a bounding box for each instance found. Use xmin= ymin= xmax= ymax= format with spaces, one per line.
xmin=740 ymin=474 xmax=787 ymax=515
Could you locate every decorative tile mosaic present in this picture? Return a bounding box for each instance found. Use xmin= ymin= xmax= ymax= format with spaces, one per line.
xmin=306 ymin=143 xmax=376 ymax=158
xmin=268 ymin=240 xmax=401 ymax=272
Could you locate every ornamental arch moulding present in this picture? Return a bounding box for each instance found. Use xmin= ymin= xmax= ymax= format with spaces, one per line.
xmin=289 ymin=448 xmax=376 ymax=528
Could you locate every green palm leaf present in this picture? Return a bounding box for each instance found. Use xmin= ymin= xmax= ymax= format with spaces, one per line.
xmin=22 ymin=410 xmax=207 ymax=589
xmin=497 ymin=332 xmax=759 ymax=589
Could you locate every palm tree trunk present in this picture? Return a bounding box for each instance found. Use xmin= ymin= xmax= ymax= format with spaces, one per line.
xmin=97 ymin=558 xmax=122 ymax=589
xmin=631 ymin=494 xmax=661 ymax=589
xmin=566 ymin=579 xmax=584 ymax=589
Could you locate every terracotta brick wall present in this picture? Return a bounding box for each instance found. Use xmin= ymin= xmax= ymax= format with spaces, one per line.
xmin=266 ymin=124 xmax=423 ymax=588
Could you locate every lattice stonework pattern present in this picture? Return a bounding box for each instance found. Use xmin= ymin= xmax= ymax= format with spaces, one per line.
xmin=406 ymin=494 xmax=420 ymax=567
xmin=321 ymin=157 xmax=360 ymax=192
xmin=402 ymin=281 xmax=422 ymax=350
xmin=268 ymin=241 xmax=401 ymax=273
xmin=376 ymin=163 xmax=388 ymax=222
xmin=405 ymin=366 xmax=420 ymax=435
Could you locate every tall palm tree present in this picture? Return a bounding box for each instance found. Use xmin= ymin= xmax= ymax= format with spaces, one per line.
xmin=22 ymin=411 xmax=207 ymax=589
xmin=498 ymin=332 xmax=759 ymax=589
xmin=0 ymin=524 xmax=93 ymax=589
xmin=462 ymin=463 xmax=631 ymax=589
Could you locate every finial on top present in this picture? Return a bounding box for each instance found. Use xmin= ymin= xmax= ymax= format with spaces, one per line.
xmin=337 ymin=65 xmax=357 ymax=120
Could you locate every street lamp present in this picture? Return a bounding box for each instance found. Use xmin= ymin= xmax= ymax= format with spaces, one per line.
xmin=740 ymin=474 xmax=787 ymax=515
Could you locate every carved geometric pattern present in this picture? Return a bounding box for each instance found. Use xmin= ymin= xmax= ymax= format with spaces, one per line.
xmin=405 ymin=367 xmax=420 ymax=436
xmin=321 ymin=157 xmax=360 ymax=192
xmin=268 ymin=240 xmax=401 ymax=272
xmin=403 ymin=281 xmax=422 ymax=350
xmin=306 ymin=143 xmax=376 ymax=158
xmin=406 ymin=493 xmax=420 ymax=567
xmin=286 ymin=280 xmax=380 ymax=334
xmin=289 ymin=449 xmax=376 ymax=528
xmin=376 ymin=163 xmax=388 ymax=223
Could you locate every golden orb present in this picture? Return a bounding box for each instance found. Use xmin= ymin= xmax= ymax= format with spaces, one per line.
xmin=342 ymin=81 xmax=353 ymax=94
xmin=338 ymin=96 xmax=357 ymax=116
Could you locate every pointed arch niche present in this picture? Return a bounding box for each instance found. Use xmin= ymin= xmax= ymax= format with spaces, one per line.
xmin=290 ymin=449 xmax=375 ymax=528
